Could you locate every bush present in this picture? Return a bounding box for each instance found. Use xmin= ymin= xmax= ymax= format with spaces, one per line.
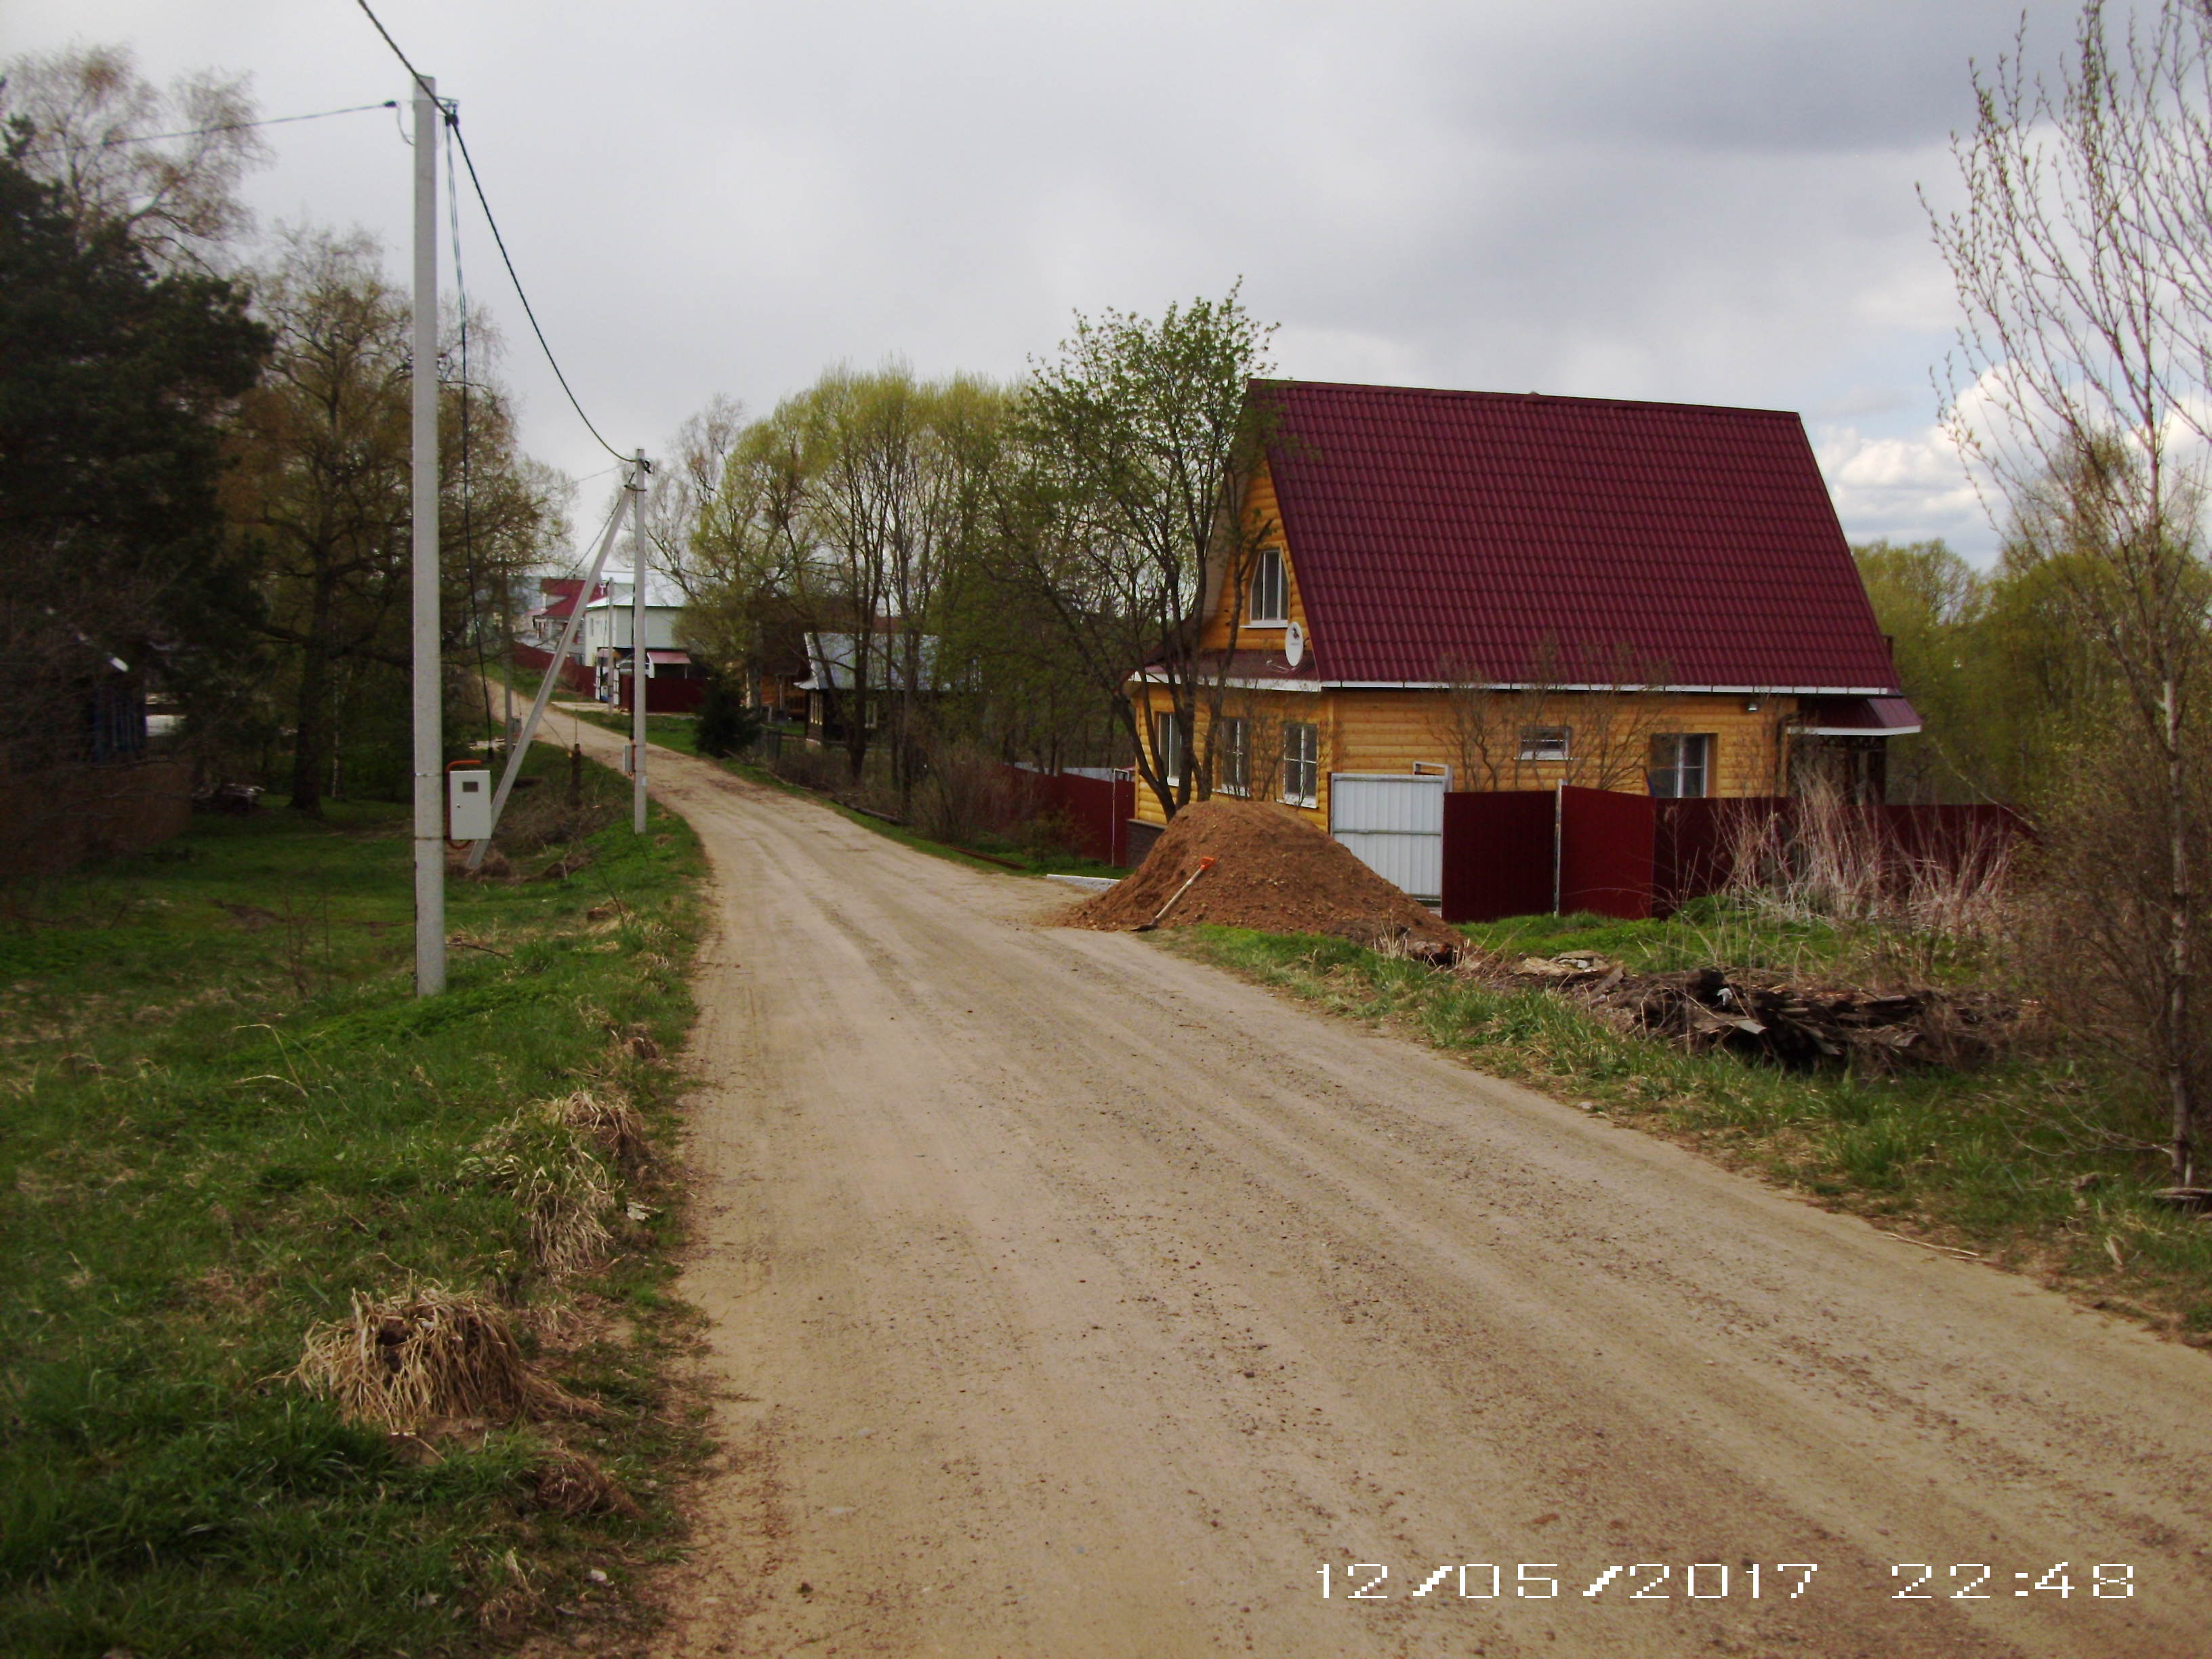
xmin=694 ymin=676 xmax=762 ymax=758
xmin=915 ymin=741 xmax=1031 ymax=844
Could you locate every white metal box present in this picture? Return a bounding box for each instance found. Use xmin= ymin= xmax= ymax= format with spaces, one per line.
xmin=448 ymin=767 xmax=493 ymax=840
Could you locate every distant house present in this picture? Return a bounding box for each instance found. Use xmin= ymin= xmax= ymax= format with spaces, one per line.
xmin=796 ymin=628 xmax=945 ymax=747
xmin=524 ymin=577 xmax=594 ymax=658
xmin=1127 ymin=380 xmax=1916 ymax=862
xmin=575 ymin=569 xmax=710 ymax=712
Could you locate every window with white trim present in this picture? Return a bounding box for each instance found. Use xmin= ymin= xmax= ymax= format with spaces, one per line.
xmin=1216 ymin=716 xmax=1250 ymax=796
xmin=1648 ymin=733 xmax=1713 ymax=798
xmin=1248 ymin=547 xmax=1288 ymax=624
xmin=1153 ymin=711 xmax=1188 ymax=786
xmin=1282 ymin=720 xmax=1319 ymax=807
xmin=1519 ymin=725 xmax=1571 ymax=763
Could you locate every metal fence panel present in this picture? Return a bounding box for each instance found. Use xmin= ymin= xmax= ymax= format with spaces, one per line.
xmin=1329 ymin=773 xmax=1446 ymax=902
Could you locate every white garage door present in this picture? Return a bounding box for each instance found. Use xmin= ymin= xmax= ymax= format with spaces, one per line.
xmin=1328 ymin=773 xmax=1446 ymax=903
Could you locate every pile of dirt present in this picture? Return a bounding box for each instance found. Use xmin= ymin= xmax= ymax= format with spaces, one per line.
xmin=1065 ymin=796 xmax=1461 ymax=958
xmin=1511 ymin=951 xmax=2019 ymax=1071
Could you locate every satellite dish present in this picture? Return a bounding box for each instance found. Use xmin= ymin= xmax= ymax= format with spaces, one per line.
xmin=1284 ymin=621 xmax=1305 ymax=668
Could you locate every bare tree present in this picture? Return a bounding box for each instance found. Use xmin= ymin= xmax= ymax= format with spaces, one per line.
xmin=640 ymin=394 xmax=745 ymax=602
xmin=1931 ymin=0 xmax=2212 ymax=1182
xmin=1 ymin=43 xmax=268 ymax=270
xmin=1428 ymin=640 xmax=1673 ymax=794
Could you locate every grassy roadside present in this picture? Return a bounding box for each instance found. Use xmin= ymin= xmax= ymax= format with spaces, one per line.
xmin=0 ymin=747 xmax=706 ymax=1656
xmin=1170 ymin=914 xmax=2212 ymax=1345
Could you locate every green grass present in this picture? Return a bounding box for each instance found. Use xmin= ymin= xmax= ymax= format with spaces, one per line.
xmin=568 ymin=703 xmax=703 ymax=758
xmin=1460 ymin=897 xmax=2005 ymax=989
xmin=0 ymin=747 xmax=706 ymax=1655
xmin=1172 ymin=922 xmax=2212 ymax=1343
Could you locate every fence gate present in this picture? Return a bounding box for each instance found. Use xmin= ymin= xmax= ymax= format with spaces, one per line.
xmin=1328 ymin=773 xmax=1446 ymax=903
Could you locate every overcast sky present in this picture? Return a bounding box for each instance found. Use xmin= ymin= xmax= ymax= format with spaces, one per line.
xmin=9 ymin=0 xmax=2108 ymax=560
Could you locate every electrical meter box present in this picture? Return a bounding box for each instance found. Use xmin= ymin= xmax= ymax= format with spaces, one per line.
xmin=447 ymin=766 xmax=493 ymax=841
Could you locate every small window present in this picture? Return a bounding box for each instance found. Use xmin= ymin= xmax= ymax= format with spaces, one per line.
xmin=1649 ymin=733 xmax=1713 ymax=798
xmin=1519 ymin=725 xmax=1572 ymax=763
xmin=1153 ymin=711 xmax=1188 ymax=785
xmin=1216 ymin=716 xmax=1250 ymax=796
xmin=1248 ymin=548 xmax=1288 ymax=624
xmin=1282 ymin=720 xmax=1319 ymax=807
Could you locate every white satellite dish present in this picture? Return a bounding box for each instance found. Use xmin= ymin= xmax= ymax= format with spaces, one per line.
xmin=1284 ymin=621 xmax=1305 ymax=668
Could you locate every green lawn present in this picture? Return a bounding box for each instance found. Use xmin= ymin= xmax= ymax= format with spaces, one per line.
xmin=1174 ymin=915 xmax=2212 ymax=1344
xmin=0 ymin=747 xmax=705 ymax=1656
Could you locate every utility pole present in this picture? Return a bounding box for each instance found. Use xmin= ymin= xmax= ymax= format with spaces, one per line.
xmin=630 ymin=449 xmax=649 ymax=834
xmin=410 ymin=75 xmax=445 ymax=997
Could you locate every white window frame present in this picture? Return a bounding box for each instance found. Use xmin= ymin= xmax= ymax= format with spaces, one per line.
xmin=1216 ymin=716 xmax=1250 ymax=796
xmin=1282 ymin=720 xmax=1319 ymax=808
xmin=1649 ymin=733 xmax=1713 ymax=798
xmin=1519 ymin=725 xmax=1572 ymax=763
xmin=1154 ymin=710 xmax=1187 ymax=786
xmin=1248 ymin=547 xmax=1288 ymax=626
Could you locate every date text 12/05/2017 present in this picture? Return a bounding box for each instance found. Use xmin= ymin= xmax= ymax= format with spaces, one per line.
xmin=1316 ymin=1562 xmax=2137 ymax=1602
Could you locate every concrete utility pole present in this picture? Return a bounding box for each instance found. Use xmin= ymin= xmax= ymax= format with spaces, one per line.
xmin=410 ymin=75 xmax=445 ymax=997
xmin=630 ymin=449 xmax=649 ymax=834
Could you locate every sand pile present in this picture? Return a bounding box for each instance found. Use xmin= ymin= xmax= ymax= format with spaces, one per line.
xmin=1066 ymin=796 xmax=1460 ymax=957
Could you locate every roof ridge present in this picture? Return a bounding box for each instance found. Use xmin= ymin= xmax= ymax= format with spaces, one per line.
xmin=1251 ymin=377 xmax=1801 ymax=423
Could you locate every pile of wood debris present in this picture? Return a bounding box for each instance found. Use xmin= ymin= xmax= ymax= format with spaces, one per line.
xmin=1505 ymin=951 xmax=2018 ymax=1071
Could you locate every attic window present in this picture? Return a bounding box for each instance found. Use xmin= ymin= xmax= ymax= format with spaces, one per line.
xmin=1248 ymin=548 xmax=1288 ymax=625
xmin=1519 ymin=726 xmax=1571 ymax=763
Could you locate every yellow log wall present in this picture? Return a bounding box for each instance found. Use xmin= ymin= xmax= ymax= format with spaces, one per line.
xmin=1200 ymin=466 xmax=1308 ymax=652
xmin=1129 ymin=687 xmax=1796 ymax=827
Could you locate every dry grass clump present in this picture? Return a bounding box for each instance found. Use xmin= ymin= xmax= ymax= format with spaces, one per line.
xmin=463 ymin=1090 xmax=650 ymax=1280
xmin=464 ymin=1122 xmax=615 ymax=1285
xmin=293 ymin=1284 xmax=602 ymax=1429
xmin=1721 ymin=781 xmax=2020 ymax=943
xmin=552 ymin=1088 xmax=649 ymax=1176
xmin=497 ymin=782 xmax=619 ymax=854
xmin=519 ymin=1447 xmax=640 ymax=1518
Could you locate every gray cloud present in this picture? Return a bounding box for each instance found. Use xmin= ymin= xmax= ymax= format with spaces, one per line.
xmin=12 ymin=0 xmax=2108 ymax=557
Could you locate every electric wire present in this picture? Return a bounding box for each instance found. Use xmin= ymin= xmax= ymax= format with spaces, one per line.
xmin=352 ymin=0 xmax=636 ymax=467
xmin=446 ymin=118 xmax=493 ymax=736
xmin=16 ymin=100 xmax=400 ymax=155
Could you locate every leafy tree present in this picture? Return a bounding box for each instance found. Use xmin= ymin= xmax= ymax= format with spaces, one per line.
xmin=0 ymin=144 xmax=268 ymax=787
xmin=1003 ymin=286 xmax=1277 ymax=819
xmin=685 ymin=368 xmax=1009 ymax=802
xmin=1851 ymin=539 xmax=1988 ymax=802
xmin=225 ymin=229 xmax=560 ymax=812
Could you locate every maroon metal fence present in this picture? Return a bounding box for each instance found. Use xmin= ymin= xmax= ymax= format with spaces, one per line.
xmin=510 ymin=643 xmax=593 ymax=696
xmin=614 ymin=671 xmax=708 ymax=715
xmin=1441 ymin=791 xmax=1557 ymax=922
xmin=1006 ymin=766 xmax=1136 ymax=866
xmin=1557 ymin=785 xmax=1655 ymax=920
xmin=1446 ymin=788 xmax=2027 ymax=922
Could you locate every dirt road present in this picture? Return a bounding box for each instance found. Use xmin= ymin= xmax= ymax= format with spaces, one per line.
xmin=578 ymin=727 xmax=2212 ymax=1658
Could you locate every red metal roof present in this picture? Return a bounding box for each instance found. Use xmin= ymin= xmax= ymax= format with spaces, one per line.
xmin=532 ymin=583 xmax=605 ymax=622
xmin=1257 ymin=381 xmax=1900 ymax=691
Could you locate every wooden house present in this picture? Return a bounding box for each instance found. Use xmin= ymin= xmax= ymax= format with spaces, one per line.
xmin=1126 ymin=381 xmax=1917 ymax=879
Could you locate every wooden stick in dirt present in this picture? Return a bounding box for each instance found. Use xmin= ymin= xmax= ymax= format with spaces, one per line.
xmin=1136 ymin=857 xmax=1217 ymax=933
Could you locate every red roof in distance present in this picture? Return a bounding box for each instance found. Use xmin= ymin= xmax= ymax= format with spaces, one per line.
xmin=1256 ymin=380 xmax=1900 ymax=692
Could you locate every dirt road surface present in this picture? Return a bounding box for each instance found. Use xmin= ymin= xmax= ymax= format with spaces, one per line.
xmin=567 ymin=723 xmax=2212 ymax=1658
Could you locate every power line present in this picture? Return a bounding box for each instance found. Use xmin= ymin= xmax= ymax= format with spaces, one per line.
xmin=14 ymin=100 xmax=398 ymax=156
xmin=352 ymin=0 xmax=634 ymax=466
xmin=447 ymin=121 xmax=633 ymax=466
